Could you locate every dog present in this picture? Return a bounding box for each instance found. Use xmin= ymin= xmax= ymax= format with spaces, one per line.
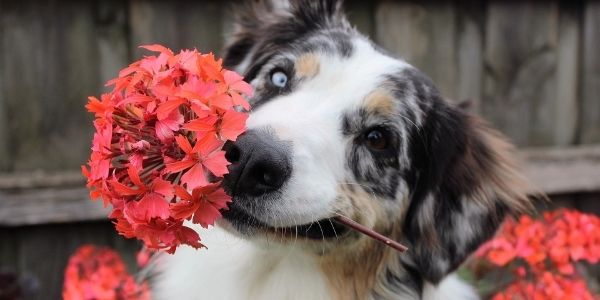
xmin=151 ymin=1 xmax=532 ymax=299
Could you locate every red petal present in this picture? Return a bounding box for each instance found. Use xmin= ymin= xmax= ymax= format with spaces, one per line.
xmin=127 ymin=166 xmax=145 ymax=188
xmin=164 ymin=159 xmax=196 ymax=174
xmin=174 ymin=135 xmax=194 ymax=154
xmin=170 ymin=199 xmax=199 ymax=220
xmin=174 ymin=185 xmax=193 ymax=201
xmin=155 ymin=120 xmax=175 ymax=142
xmin=152 ymin=177 xmax=174 ymax=199
xmin=114 ymin=217 xmax=136 ymax=238
xmin=194 ymin=133 xmax=222 ymax=155
xmin=85 ymin=96 xmax=106 ymax=114
xmin=156 ymin=99 xmax=187 ymax=120
xmin=206 ymin=188 xmax=231 ymax=210
xmin=202 ymin=151 xmax=229 ymax=177
xmin=181 ymin=164 xmax=208 ymax=190
xmin=220 ymin=110 xmax=248 ymax=141
xmin=192 ymin=201 xmax=222 ymax=228
xmin=129 ymin=153 xmax=144 ymax=171
xmin=117 ymin=94 xmax=154 ymax=106
xmin=81 ymin=165 xmax=90 ymax=179
xmin=209 ymin=94 xmax=233 ymax=110
xmin=137 ymin=193 xmax=171 ymax=220
xmin=224 ymin=70 xmax=253 ymax=96
xmin=139 ymin=44 xmax=174 ymax=56
xmin=178 ymin=226 xmax=204 ymax=249
xmin=183 ymin=115 xmax=218 ymax=132
xmin=159 ymin=110 xmax=184 ymax=131
xmin=190 ymin=101 xmax=211 ymax=117
xmin=110 ymin=180 xmax=140 ymax=196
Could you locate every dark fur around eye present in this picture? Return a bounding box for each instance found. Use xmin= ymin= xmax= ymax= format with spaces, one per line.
xmin=246 ymin=61 xmax=296 ymax=110
xmin=363 ymin=127 xmax=392 ymax=151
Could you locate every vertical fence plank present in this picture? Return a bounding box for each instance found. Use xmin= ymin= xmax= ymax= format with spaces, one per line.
xmin=554 ymin=1 xmax=580 ymax=146
xmin=129 ymin=0 xmax=225 ymax=57
xmin=482 ymin=2 xmax=563 ymax=146
xmin=0 ymin=0 xmax=9 ymax=170
xmin=580 ymin=1 xmax=600 ymax=144
xmin=0 ymin=229 xmax=17 ymax=273
xmin=129 ymin=0 xmax=178 ymax=50
xmin=95 ymin=0 xmax=131 ymax=89
xmin=457 ymin=0 xmax=485 ymax=110
xmin=375 ymin=1 xmax=458 ymax=100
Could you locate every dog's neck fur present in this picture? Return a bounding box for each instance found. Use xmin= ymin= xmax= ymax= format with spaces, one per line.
xmin=151 ymin=225 xmax=477 ymax=300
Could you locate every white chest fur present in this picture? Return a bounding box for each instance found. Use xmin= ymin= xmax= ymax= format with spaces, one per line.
xmin=151 ymin=225 xmax=479 ymax=300
xmin=151 ymin=226 xmax=332 ymax=300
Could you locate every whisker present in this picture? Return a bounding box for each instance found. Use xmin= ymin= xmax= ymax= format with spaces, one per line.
xmin=315 ymin=220 xmax=326 ymax=255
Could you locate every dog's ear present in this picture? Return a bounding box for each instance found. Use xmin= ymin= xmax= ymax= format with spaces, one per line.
xmin=222 ymin=0 xmax=347 ymax=73
xmin=400 ymin=87 xmax=533 ymax=284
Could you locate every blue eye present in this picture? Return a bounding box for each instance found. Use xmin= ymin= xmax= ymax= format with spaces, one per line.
xmin=270 ymin=71 xmax=288 ymax=88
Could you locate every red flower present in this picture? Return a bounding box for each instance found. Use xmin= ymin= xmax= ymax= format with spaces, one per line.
xmin=164 ymin=134 xmax=229 ymax=190
xmin=82 ymin=45 xmax=252 ymax=252
xmin=63 ymin=245 xmax=151 ymax=300
xmin=171 ymin=184 xmax=232 ymax=228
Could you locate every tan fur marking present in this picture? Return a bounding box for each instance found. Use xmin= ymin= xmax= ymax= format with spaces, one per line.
xmin=319 ymin=185 xmax=408 ymax=300
xmin=364 ymin=89 xmax=395 ymax=115
xmin=295 ymin=53 xmax=320 ymax=78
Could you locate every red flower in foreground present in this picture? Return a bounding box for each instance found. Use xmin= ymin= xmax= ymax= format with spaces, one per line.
xmin=82 ymin=45 xmax=252 ymax=253
xmin=63 ymin=245 xmax=151 ymax=300
xmin=474 ymin=209 xmax=600 ymax=300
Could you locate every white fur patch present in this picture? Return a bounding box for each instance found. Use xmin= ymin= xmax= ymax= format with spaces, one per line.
xmin=151 ymin=225 xmax=331 ymax=300
xmin=422 ymin=274 xmax=480 ymax=300
xmin=152 ymin=225 xmax=480 ymax=300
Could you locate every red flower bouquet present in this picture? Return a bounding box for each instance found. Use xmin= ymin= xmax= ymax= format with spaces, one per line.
xmin=82 ymin=45 xmax=252 ymax=253
xmin=472 ymin=209 xmax=600 ymax=299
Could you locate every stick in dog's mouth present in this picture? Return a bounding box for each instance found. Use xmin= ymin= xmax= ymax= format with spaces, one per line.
xmin=333 ymin=215 xmax=408 ymax=253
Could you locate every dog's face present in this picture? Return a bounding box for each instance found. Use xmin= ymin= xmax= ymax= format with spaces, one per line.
xmin=220 ymin=0 xmax=530 ymax=284
xmin=221 ymin=1 xmax=412 ymax=241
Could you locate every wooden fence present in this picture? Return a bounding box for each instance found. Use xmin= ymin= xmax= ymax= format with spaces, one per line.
xmin=0 ymin=0 xmax=599 ymax=299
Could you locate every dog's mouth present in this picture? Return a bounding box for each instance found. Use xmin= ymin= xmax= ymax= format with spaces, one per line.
xmin=222 ymin=206 xmax=348 ymax=239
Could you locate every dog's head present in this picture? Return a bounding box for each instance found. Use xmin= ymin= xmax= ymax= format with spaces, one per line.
xmin=220 ymin=0 xmax=531 ymax=284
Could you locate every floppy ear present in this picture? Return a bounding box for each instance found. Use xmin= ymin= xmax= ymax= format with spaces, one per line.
xmin=222 ymin=0 xmax=347 ymax=73
xmin=400 ymin=91 xmax=533 ymax=284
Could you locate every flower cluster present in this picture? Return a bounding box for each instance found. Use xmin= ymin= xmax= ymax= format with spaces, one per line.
xmin=491 ymin=273 xmax=594 ymax=300
xmin=82 ymin=45 xmax=252 ymax=253
xmin=474 ymin=209 xmax=600 ymax=299
xmin=63 ymin=245 xmax=151 ymax=300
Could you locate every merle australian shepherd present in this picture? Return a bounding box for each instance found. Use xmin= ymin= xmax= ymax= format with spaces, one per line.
xmin=152 ymin=1 xmax=532 ymax=299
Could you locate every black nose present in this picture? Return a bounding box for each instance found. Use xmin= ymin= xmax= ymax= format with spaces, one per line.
xmin=223 ymin=130 xmax=292 ymax=197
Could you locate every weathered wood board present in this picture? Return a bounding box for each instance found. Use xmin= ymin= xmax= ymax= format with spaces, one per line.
xmin=129 ymin=0 xmax=226 ymax=56
xmin=484 ymin=2 xmax=558 ymax=147
xmin=581 ymin=1 xmax=600 ymax=144
xmin=0 ymin=1 xmax=130 ymax=172
xmin=375 ymin=1 xmax=459 ymax=100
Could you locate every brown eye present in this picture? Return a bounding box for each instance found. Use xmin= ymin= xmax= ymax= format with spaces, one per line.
xmin=365 ymin=128 xmax=389 ymax=150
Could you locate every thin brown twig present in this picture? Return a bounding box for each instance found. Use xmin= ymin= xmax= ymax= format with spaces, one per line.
xmin=334 ymin=215 xmax=408 ymax=253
